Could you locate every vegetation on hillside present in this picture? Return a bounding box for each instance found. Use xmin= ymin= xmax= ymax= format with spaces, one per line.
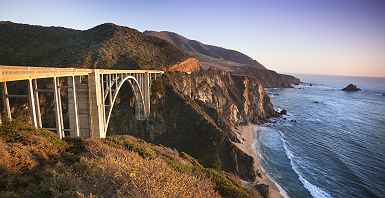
xmin=0 ymin=119 xmax=261 ymax=198
xmin=0 ymin=22 xmax=189 ymax=69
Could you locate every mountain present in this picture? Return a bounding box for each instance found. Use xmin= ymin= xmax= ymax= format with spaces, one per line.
xmin=0 ymin=21 xmax=193 ymax=70
xmin=144 ymin=30 xmax=266 ymax=71
xmin=144 ymin=30 xmax=300 ymax=87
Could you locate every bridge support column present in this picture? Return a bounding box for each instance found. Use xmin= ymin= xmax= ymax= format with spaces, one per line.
xmin=33 ymin=79 xmax=42 ymax=128
xmin=144 ymin=72 xmax=150 ymax=117
xmin=88 ymin=70 xmax=106 ymax=138
xmin=53 ymin=77 xmax=64 ymax=138
xmin=27 ymin=79 xmax=38 ymax=128
xmin=1 ymin=82 xmax=11 ymax=121
xmin=68 ymin=76 xmax=80 ymax=137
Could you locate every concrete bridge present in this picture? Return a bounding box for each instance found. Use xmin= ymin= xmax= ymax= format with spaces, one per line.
xmin=0 ymin=66 xmax=163 ymax=138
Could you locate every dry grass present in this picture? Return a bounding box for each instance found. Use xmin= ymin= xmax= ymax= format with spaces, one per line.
xmin=0 ymin=121 xmax=219 ymax=198
xmin=45 ymin=139 xmax=219 ymax=198
xmin=0 ymin=120 xmax=261 ymax=198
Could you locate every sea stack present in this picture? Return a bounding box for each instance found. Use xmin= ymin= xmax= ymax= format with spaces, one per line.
xmin=342 ymin=84 xmax=361 ymax=92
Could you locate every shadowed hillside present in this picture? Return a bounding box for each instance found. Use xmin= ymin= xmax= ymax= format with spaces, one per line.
xmin=0 ymin=22 xmax=189 ymax=70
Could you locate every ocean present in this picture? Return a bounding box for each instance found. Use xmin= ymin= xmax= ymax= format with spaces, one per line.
xmin=254 ymin=74 xmax=385 ymax=198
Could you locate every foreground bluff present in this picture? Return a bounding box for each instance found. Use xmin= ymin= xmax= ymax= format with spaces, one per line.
xmin=0 ymin=22 xmax=275 ymax=182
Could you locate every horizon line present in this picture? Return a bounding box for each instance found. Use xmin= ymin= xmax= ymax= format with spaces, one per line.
xmin=283 ymin=72 xmax=385 ymax=78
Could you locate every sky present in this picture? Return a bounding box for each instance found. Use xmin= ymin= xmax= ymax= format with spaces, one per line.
xmin=1 ymin=0 xmax=385 ymax=77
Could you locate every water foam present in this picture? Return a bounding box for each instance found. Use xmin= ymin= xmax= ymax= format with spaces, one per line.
xmin=253 ymin=127 xmax=290 ymax=198
xmin=280 ymin=133 xmax=333 ymax=198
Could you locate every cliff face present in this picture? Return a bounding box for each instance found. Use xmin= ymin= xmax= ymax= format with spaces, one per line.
xmin=236 ymin=68 xmax=300 ymax=88
xmin=167 ymin=69 xmax=275 ymax=137
xmin=168 ymin=57 xmax=201 ymax=72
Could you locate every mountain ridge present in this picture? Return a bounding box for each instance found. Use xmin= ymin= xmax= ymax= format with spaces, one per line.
xmin=144 ymin=30 xmax=267 ymax=71
xmin=144 ymin=30 xmax=300 ymax=87
xmin=0 ymin=22 xmax=190 ymax=70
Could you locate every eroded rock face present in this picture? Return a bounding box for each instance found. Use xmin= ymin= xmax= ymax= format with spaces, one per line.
xmin=168 ymin=58 xmax=201 ymax=72
xmin=167 ymin=69 xmax=275 ymax=140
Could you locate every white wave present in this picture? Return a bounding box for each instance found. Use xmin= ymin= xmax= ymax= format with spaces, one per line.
xmin=280 ymin=136 xmax=333 ymax=198
xmin=251 ymin=133 xmax=290 ymax=198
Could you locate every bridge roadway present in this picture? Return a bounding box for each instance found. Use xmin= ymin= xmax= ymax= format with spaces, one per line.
xmin=0 ymin=65 xmax=163 ymax=138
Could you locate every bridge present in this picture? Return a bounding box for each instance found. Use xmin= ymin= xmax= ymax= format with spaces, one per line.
xmin=0 ymin=66 xmax=163 ymax=138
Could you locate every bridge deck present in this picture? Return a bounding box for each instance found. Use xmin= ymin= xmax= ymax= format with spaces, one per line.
xmin=0 ymin=65 xmax=163 ymax=82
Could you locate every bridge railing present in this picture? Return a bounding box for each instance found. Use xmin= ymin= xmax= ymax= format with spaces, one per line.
xmin=0 ymin=65 xmax=163 ymax=82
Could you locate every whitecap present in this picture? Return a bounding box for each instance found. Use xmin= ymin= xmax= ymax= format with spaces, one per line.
xmin=280 ymin=136 xmax=333 ymax=198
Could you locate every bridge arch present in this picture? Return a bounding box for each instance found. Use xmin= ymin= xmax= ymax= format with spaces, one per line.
xmin=103 ymin=75 xmax=146 ymax=134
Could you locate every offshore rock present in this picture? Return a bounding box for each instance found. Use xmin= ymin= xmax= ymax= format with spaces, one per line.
xmin=342 ymin=84 xmax=361 ymax=92
xmin=278 ymin=109 xmax=287 ymax=115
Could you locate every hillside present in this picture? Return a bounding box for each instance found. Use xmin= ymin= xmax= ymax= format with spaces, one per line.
xmin=0 ymin=120 xmax=264 ymax=197
xmin=144 ymin=30 xmax=266 ymax=71
xmin=144 ymin=31 xmax=300 ymax=87
xmin=0 ymin=22 xmax=190 ymax=70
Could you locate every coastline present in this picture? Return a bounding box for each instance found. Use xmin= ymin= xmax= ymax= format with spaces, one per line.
xmin=234 ymin=124 xmax=284 ymax=198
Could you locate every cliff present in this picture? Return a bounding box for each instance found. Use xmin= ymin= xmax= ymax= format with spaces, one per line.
xmin=168 ymin=57 xmax=201 ymax=72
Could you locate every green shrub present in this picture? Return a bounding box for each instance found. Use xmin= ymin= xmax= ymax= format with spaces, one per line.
xmin=200 ymin=168 xmax=259 ymax=198
xmin=103 ymin=136 xmax=156 ymax=159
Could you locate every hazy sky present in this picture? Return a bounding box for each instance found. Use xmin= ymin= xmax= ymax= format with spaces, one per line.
xmin=1 ymin=0 xmax=385 ymax=77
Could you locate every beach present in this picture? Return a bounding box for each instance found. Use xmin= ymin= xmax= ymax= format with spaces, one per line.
xmin=234 ymin=124 xmax=284 ymax=198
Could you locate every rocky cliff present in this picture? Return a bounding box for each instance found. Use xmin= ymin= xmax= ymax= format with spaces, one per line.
xmin=168 ymin=57 xmax=201 ymax=72
xmin=166 ymin=69 xmax=275 ymax=134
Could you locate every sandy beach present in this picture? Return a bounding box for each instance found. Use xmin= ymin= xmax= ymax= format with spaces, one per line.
xmin=234 ymin=124 xmax=284 ymax=198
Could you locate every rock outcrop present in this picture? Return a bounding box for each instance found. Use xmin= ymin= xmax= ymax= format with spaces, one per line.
xmin=168 ymin=58 xmax=201 ymax=72
xmin=342 ymin=84 xmax=361 ymax=92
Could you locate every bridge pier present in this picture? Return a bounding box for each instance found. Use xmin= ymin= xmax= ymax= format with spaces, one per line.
xmin=1 ymin=82 xmax=11 ymax=121
xmin=88 ymin=70 xmax=106 ymax=138
xmin=68 ymin=76 xmax=80 ymax=137
xmin=53 ymin=77 xmax=64 ymax=138
xmin=33 ymin=79 xmax=42 ymax=128
xmin=144 ymin=72 xmax=150 ymax=117
xmin=27 ymin=79 xmax=38 ymax=128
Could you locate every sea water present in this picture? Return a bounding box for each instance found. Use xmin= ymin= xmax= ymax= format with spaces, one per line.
xmin=254 ymin=74 xmax=385 ymax=198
